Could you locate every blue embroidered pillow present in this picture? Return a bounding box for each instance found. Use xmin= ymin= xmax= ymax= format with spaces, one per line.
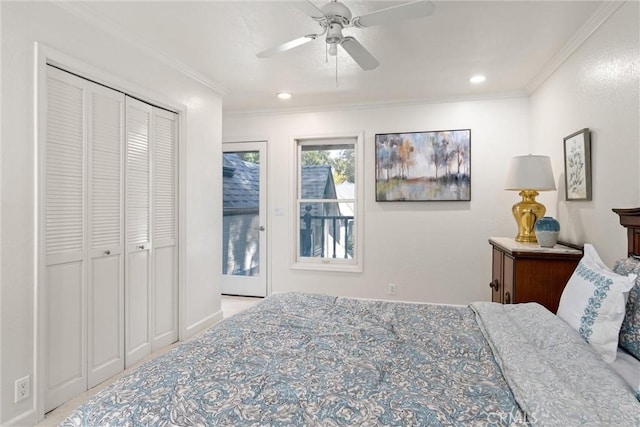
xmin=557 ymin=244 xmax=636 ymax=363
xmin=613 ymin=257 xmax=640 ymax=360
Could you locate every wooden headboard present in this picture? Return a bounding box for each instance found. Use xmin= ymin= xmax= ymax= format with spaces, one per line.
xmin=613 ymin=208 xmax=640 ymax=256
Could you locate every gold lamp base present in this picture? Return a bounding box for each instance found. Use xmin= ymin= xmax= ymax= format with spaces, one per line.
xmin=512 ymin=190 xmax=546 ymax=242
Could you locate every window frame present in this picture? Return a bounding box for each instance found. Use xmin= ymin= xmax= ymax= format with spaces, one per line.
xmin=291 ymin=132 xmax=364 ymax=272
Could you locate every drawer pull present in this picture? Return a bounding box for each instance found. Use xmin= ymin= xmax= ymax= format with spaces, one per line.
xmin=104 ymin=250 xmax=111 ymax=255
xmin=489 ymin=279 xmax=500 ymax=291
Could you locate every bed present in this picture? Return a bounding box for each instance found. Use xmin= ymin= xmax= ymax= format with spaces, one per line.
xmin=61 ymin=210 xmax=640 ymax=426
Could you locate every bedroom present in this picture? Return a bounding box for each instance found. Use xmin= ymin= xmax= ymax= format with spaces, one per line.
xmin=1 ymin=0 xmax=639 ymax=425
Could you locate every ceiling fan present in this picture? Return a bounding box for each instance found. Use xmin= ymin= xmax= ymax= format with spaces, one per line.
xmin=256 ymin=0 xmax=436 ymax=71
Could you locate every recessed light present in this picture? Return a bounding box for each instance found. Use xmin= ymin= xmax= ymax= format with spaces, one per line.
xmin=277 ymin=92 xmax=292 ymax=100
xmin=470 ymin=75 xmax=486 ymax=84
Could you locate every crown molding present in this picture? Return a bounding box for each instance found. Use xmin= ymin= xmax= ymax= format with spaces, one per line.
xmin=525 ymin=0 xmax=625 ymax=94
xmin=222 ymin=90 xmax=529 ymax=118
xmin=53 ymin=0 xmax=229 ymax=96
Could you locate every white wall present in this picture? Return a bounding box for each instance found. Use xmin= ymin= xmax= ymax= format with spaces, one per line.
xmin=530 ymin=1 xmax=640 ymax=266
xmin=0 ymin=2 xmax=222 ymax=424
xmin=2 ymin=0 xmax=633 ymax=424
xmin=223 ymin=97 xmax=530 ymax=304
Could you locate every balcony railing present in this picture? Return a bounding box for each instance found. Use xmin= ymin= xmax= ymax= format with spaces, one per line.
xmin=300 ymin=213 xmax=354 ymax=259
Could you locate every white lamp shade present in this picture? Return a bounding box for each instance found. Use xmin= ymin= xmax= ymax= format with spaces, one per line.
xmin=505 ymin=155 xmax=556 ymax=191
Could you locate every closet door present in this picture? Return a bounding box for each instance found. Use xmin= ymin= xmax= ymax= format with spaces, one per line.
xmin=87 ymin=85 xmax=125 ymax=387
xmin=43 ymin=66 xmax=178 ymax=411
xmin=151 ymin=109 xmax=178 ymax=350
xmin=125 ymin=97 xmax=152 ymax=367
xmin=44 ymin=66 xmax=125 ymax=411
xmin=44 ymin=67 xmax=88 ymax=412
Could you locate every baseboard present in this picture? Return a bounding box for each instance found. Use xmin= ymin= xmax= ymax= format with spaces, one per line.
xmin=184 ymin=309 xmax=223 ymax=339
xmin=4 ymin=408 xmax=36 ymax=427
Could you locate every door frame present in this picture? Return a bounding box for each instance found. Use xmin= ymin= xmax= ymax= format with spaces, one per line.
xmin=221 ymin=140 xmax=268 ymax=297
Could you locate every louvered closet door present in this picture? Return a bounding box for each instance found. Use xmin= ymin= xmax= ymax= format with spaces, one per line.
xmin=125 ymin=97 xmax=152 ymax=367
xmin=44 ymin=67 xmax=88 ymax=412
xmin=87 ymin=84 xmax=125 ymax=388
xmin=44 ymin=67 xmax=125 ymax=411
xmin=151 ymin=108 xmax=178 ymax=351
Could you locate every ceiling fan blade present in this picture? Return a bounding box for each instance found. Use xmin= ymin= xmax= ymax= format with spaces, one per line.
xmin=256 ymin=35 xmax=317 ymax=58
xmin=352 ymin=0 xmax=435 ymax=28
xmin=297 ymin=0 xmax=325 ymax=20
xmin=340 ymin=37 xmax=379 ymax=71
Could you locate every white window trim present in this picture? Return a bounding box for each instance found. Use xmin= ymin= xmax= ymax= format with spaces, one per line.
xmin=291 ymin=132 xmax=364 ymax=272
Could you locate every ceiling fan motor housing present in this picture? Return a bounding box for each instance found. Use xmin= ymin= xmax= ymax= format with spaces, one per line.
xmin=321 ymin=1 xmax=352 ymax=26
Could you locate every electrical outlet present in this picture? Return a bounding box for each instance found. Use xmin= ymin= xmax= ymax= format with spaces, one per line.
xmin=15 ymin=376 xmax=29 ymax=403
xmin=388 ymin=283 xmax=397 ymax=295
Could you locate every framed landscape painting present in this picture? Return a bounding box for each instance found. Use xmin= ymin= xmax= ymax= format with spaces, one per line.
xmin=375 ymin=129 xmax=471 ymax=201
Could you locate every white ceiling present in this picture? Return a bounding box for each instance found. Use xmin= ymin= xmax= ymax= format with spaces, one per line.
xmin=77 ymin=0 xmax=602 ymax=113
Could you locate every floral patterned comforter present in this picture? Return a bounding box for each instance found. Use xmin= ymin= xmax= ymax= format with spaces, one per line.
xmin=61 ymin=293 xmax=639 ymax=426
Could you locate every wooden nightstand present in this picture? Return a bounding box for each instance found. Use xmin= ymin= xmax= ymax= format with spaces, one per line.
xmin=489 ymin=237 xmax=582 ymax=313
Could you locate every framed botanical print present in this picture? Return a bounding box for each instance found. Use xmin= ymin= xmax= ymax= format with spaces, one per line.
xmin=563 ymin=128 xmax=592 ymax=201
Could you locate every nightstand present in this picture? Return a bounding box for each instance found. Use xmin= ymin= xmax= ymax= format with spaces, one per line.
xmin=489 ymin=237 xmax=583 ymax=313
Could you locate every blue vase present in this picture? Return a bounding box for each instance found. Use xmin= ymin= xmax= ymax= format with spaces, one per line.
xmin=534 ymin=217 xmax=560 ymax=247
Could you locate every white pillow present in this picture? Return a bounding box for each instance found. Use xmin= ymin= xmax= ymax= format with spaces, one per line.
xmin=557 ymin=244 xmax=636 ymax=363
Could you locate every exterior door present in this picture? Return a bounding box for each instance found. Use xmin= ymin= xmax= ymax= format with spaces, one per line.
xmin=221 ymin=141 xmax=267 ymax=297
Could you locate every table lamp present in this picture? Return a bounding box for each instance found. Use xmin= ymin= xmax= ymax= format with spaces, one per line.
xmin=505 ymin=155 xmax=556 ymax=242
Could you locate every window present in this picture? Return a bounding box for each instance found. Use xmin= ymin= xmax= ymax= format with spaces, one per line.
xmin=294 ymin=134 xmax=363 ymax=271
